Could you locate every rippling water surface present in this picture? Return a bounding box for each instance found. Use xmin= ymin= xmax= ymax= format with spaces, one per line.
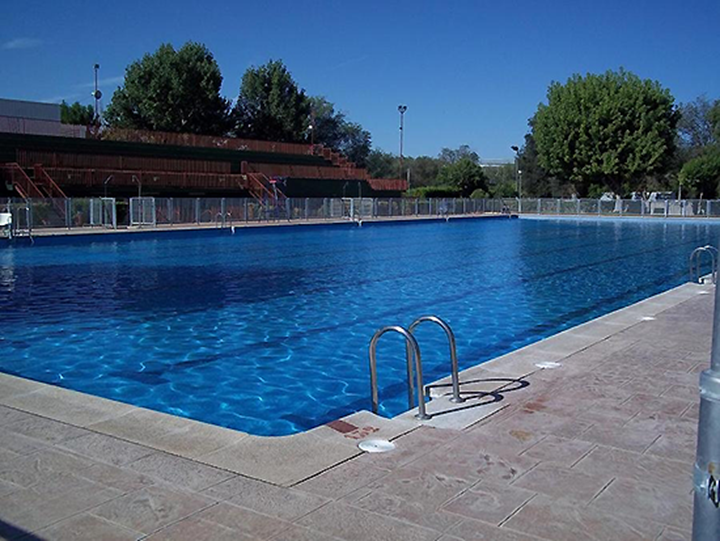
xmin=0 ymin=217 xmax=717 ymax=435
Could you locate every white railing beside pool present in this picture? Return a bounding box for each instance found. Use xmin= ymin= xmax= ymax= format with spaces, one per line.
xmin=2 ymin=196 xmax=720 ymax=234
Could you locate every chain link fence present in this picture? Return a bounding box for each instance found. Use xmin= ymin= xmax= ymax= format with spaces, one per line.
xmin=2 ymin=196 xmax=720 ymax=236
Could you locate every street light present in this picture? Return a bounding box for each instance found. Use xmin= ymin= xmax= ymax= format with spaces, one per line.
xmin=91 ymin=64 xmax=102 ymax=122
xmin=511 ymin=146 xmax=522 ymax=213
xmin=510 ymin=145 xmax=520 ymax=196
xmin=398 ymin=105 xmax=407 ymax=179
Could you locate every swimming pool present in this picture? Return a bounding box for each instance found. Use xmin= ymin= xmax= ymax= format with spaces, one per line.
xmin=0 ymin=217 xmax=717 ymax=435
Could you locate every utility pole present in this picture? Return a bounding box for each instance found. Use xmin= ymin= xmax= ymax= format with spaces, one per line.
xmin=398 ymin=105 xmax=407 ymax=179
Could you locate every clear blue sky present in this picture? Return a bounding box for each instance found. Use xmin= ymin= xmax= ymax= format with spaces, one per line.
xmin=1 ymin=0 xmax=718 ymax=160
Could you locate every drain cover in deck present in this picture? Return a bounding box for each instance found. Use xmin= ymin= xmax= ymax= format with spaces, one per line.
xmin=358 ymin=439 xmax=395 ymax=453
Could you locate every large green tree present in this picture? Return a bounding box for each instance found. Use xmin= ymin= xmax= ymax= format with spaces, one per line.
xmin=366 ymin=149 xmax=398 ymax=179
xmin=407 ymin=156 xmax=441 ymax=187
xmin=309 ymin=96 xmax=371 ymax=166
xmin=436 ymin=156 xmax=488 ymax=196
xmin=679 ymin=147 xmax=720 ymax=198
xmin=234 ymin=60 xmax=309 ymax=142
xmin=677 ymin=95 xmax=719 ymax=153
xmin=532 ymin=69 xmax=679 ymax=196
xmin=104 ymin=42 xmax=232 ymax=135
xmin=60 ymin=101 xmax=95 ymax=125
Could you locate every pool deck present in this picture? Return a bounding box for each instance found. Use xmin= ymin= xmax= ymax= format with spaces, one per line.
xmin=0 ymin=280 xmax=712 ymax=540
xmin=22 ymin=212 xmax=514 ymax=238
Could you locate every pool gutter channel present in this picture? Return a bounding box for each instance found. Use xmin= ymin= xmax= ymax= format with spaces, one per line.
xmin=0 ymin=278 xmax=711 ymax=487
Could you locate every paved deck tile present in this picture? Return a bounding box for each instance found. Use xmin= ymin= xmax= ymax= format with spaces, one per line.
xmin=201 ymin=476 xmax=329 ymax=521
xmin=297 ymin=501 xmax=440 ymax=541
xmin=91 ymin=485 xmax=215 ymax=535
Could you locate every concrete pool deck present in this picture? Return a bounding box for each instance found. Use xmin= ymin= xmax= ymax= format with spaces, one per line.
xmin=0 ymin=280 xmax=712 ymax=539
xmin=21 ymin=212 xmax=514 ymax=239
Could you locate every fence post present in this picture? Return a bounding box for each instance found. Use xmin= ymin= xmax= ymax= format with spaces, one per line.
xmin=415 ymin=198 xmax=419 ymax=216
xmin=195 ymin=198 xmax=200 ymax=224
xmin=556 ymin=199 xmax=561 ymax=214
xmin=576 ymin=199 xmax=580 ymax=215
xmin=708 ymin=200 xmax=712 ymax=218
xmin=221 ymin=198 xmax=226 ymax=227
xmin=323 ymin=198 xmax=328 ymax=219
xmin=168 ymin=198 xmax=173 ymax=226
xmin=66 ymin=198 xmax=71 ymax=229
xmin=305 ymin=197 xmax=309 ymax=220
xmin=682 ymin=200 xmax=687 ymax=218
xmin=285 ymin=198 xmax=291 ymax=221
xmin=664 ymin=200 xmax=669 ymax=218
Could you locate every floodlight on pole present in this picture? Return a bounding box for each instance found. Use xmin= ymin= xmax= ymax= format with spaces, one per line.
xmin=92 ymin=64 xmax=102 ymax=122
xmin=398 ymin=105 xmax=407 ymax=179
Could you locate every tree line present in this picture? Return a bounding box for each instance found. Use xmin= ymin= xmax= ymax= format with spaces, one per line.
xmin=60 ymin=42 xmax=372 ymax=167
xmin=367 ymin=71 xmax=719 ymax=199
xmin=60 ymin=43 xmax=719 ymax=198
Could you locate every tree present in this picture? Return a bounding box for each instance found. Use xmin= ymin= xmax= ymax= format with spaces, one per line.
xmin=438 ymin=145 xmax=479 ymax=165
xmin=60 ymin=101 xmax=95 ymax=125
xmin=677 ymin=95 xmax=719 ymax=152
xmin=532 ymin=69 xmax=679 ymax=196
xmin=104 ymin=42 xmax=232 ymax=135
xmin=309 ymin=97 xmax=371 ymax=166
xmin=337 ymin=122 xmax=371 ymax=167
xmin=679 ymin=147 xmax=720 ymax=198
xmin=517 ymin=133 xmax=554 ymax=196
xmin=234 ymin=60 xmax=309 ymax=142
xmin=436 ymin=156 xmax=488 ymax=196
xmin=366 ymin=149 xmax=398 ymax=179
xmin=407 ymin=156 xmax=441 ymax=187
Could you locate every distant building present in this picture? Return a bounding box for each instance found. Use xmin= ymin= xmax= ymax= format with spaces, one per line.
xmin=0 ymin=98 xmax=61 ymax=122
xmin=480 ymin=159 xmax=513 ymax=168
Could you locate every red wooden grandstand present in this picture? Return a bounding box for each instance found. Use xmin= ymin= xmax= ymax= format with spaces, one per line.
xmin=0 ymin=120 xmax=407 ymax=209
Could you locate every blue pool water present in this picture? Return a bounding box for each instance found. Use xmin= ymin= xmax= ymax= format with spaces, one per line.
xmin=0 ymin=217 xmax=717 ymax=435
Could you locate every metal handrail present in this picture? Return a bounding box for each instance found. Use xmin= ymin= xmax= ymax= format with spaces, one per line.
xmin=369 ymin=325 xmax=430 ymax=420
xmin=214 ymin=212 xmax=232 ymax=228
xmin=690 ymin=246 xmax=718 ymax=284
xmin=408 ymin=315 xmax=464 ymax=404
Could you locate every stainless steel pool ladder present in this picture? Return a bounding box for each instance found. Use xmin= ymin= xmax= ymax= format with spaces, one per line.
xmin=690 ymin=245 xmax=718 ymax=284
xmin=369 ymin=326 xmax=430 ymax=420
xmin=408 ymin=316 xmax=464 ymax=404
xmin=215 ymin=212 xmax=232 ymax=228
xmin=368 ymin=316 xmax=464 ymax=420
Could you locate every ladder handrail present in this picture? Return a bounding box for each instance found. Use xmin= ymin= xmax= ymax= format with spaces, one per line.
xmin=369 ymin=325 xmax=430 ymax=420
xmin=690 ymin=246 xmax=718 ymax=284
xmin=408 ymin=315 xmax=464 ymax=404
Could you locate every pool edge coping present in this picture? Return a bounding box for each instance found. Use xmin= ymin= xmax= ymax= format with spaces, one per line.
xmin=0 ymin=278 xmax=712 ymax=486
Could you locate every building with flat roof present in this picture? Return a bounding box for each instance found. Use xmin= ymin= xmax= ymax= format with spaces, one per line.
xmin=0 ymin=98 xmax=61 ymax=122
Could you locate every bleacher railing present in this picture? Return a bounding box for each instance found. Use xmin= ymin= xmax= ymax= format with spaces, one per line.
xmin=3 ymin=197 xmax=720 ymax=234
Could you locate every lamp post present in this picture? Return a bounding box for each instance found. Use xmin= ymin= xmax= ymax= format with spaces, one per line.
xmin=309 ymin=109 xmax=315 ymax=147
xmin=510 ymin=146 xmax=520 ymax=196
xmin=511 ymin=146 xmax=522 ymax=213
xmin=91 ymin=64 xmax=102 ymax=122
xmin=398 ymin=105 xmax=407 ymax=179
